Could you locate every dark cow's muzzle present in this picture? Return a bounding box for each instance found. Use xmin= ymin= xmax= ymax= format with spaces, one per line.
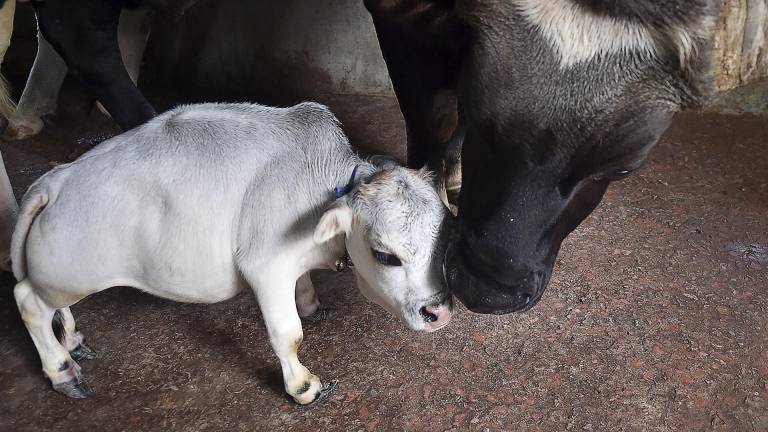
xmin=444 ymin=241 xmax=547 ymax=314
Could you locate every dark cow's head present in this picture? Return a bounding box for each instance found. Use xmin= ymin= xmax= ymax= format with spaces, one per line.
xmin=444 ymin=0 xmax=719 ymax=313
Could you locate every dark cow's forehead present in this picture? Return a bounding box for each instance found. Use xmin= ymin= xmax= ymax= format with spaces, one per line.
xmin=454 ymin=0 xmax=717 ymax=176
xmin=458 ymin=0 xmax=716 ymax=118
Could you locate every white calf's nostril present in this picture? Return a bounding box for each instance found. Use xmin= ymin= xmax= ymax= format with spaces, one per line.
xmin=421 ymin=303 xmax=453 ymax=331
xmin=420 ymin=306 xmax=438 ymax=323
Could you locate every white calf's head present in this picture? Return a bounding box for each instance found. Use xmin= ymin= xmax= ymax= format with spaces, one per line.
xmin=314 ymin=166 xmax=452 ymax=332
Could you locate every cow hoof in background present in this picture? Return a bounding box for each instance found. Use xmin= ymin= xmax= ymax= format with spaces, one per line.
xmin=2 ymin=117 xmax=43 ymax=141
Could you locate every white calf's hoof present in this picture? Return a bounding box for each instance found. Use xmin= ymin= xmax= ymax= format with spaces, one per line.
xmin=294 ymin=379 xmax=337 ymax=406
xmin=49 ymin=360 xmax=93 ymax=399
xmin=53 ymin=375 xmax=94 ymax=399
xmin=70 ymin=342 xmax=97 ymax=362
xmin=302 ymin=305 xmax=336 ymax=322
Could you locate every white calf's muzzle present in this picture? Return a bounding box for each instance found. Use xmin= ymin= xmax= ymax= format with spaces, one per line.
xmin=420 ymin=300 xmax=453 ymax=332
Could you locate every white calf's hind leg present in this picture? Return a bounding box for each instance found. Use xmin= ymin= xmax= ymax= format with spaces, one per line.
xmin=295 ymin=273 xmax=335 ymax=321
xmin=14 ymin=280 xmax=92 ymax=398
xmin=55 ymin=307 xmax=97 ymax=361
xmin=247 ymin=270 xmax=336 ymax=404
xmin=295 ymin=273 xmax=320 ymax=317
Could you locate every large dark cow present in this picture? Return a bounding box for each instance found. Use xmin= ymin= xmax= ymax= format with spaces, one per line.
xmin=0 ymin=0 xmax=720 ymax=315
xmin=365 ymin=0 xmax=719 ymax=314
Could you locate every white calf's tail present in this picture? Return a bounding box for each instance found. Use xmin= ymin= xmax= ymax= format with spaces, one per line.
xmin=0 ymin=0 xmax=18 ymax=121
xmin=11 ymin=188 xmax=48 ymax=280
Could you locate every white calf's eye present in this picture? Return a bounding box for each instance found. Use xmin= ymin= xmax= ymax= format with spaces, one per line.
xmin=372 ymin=249 xmax=402 ymax=266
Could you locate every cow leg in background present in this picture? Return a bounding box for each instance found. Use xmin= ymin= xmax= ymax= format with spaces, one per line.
xmin=34 ymin=0 xmax=156 ymax=131
xmin=96 ymin=6 xmax=154 ymax=117
xmin=0 ymin=0 xmax=16 ymax=128
xmin=0 ymin=150 xmax=18 ymax=272
xmin=0 ymin=0 xmax=17 ymax=272
xmin=6 ymin=6 xmax=154 ymax=140
xmin=365 ymin=0 xmax=468 ymax=200
xmin=3 ymin=33 xmax=66 ymax=140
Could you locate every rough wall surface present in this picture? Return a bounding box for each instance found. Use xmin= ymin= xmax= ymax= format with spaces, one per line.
xmin=713 ymin=0 xmax=768 ymax=91
xmin=146 ymin=0 xmax=765 ymax=107
xmin=145 ymin=0 xmax=394 ymax=99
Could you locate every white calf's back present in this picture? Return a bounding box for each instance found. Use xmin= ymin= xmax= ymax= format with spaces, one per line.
xmin=12 ymin=102 xmax=357 ymax=305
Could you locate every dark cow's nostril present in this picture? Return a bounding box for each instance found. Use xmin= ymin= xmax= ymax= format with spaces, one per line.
xmin=420 ymin=306 xmax=438 ymax=323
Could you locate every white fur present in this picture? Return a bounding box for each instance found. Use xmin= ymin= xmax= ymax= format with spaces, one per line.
xmin=12 ymin=102 xmax=451 ymax=404
xmin=513 ymin=0 xmax=662 ymax=67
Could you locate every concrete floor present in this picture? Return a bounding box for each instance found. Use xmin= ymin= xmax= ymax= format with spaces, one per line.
xmin=0 ymin=92 xmax=766 ymax=432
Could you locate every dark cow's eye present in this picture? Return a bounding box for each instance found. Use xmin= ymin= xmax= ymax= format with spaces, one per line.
xmin=372 ymin=249 xmax=402 ymax=266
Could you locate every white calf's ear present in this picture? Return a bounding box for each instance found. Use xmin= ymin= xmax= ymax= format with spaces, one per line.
xmin=314 ymin=204 xmax=352 ymax=244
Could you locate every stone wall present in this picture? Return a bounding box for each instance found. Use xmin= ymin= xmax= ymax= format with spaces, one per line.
xmin=712 ymin=0 xmax=768 ymax=91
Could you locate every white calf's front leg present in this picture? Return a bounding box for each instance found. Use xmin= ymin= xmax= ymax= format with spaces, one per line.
xmin=296 ymin=272 xmax=335 ymax=321
xmin=14 ymin=280 xmax=93 ymax=398
xmin=248 ymin=270 xmax=336 ymax=404
xmin=295 ymin=272 xmax=320 ymax=317
xmin=4 ymin=32 xmax=67 ymax=141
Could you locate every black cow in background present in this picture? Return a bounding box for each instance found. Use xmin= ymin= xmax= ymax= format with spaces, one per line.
xmin=0 ymin=0 xmax=720 ymax=315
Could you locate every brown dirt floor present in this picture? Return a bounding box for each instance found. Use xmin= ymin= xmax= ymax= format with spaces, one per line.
xmin=0 ymin=91 xmax=766 ymax=432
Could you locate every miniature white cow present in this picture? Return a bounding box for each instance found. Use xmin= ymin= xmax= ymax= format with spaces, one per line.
xmin=12 ymin=102 xmax=452 ymax=405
